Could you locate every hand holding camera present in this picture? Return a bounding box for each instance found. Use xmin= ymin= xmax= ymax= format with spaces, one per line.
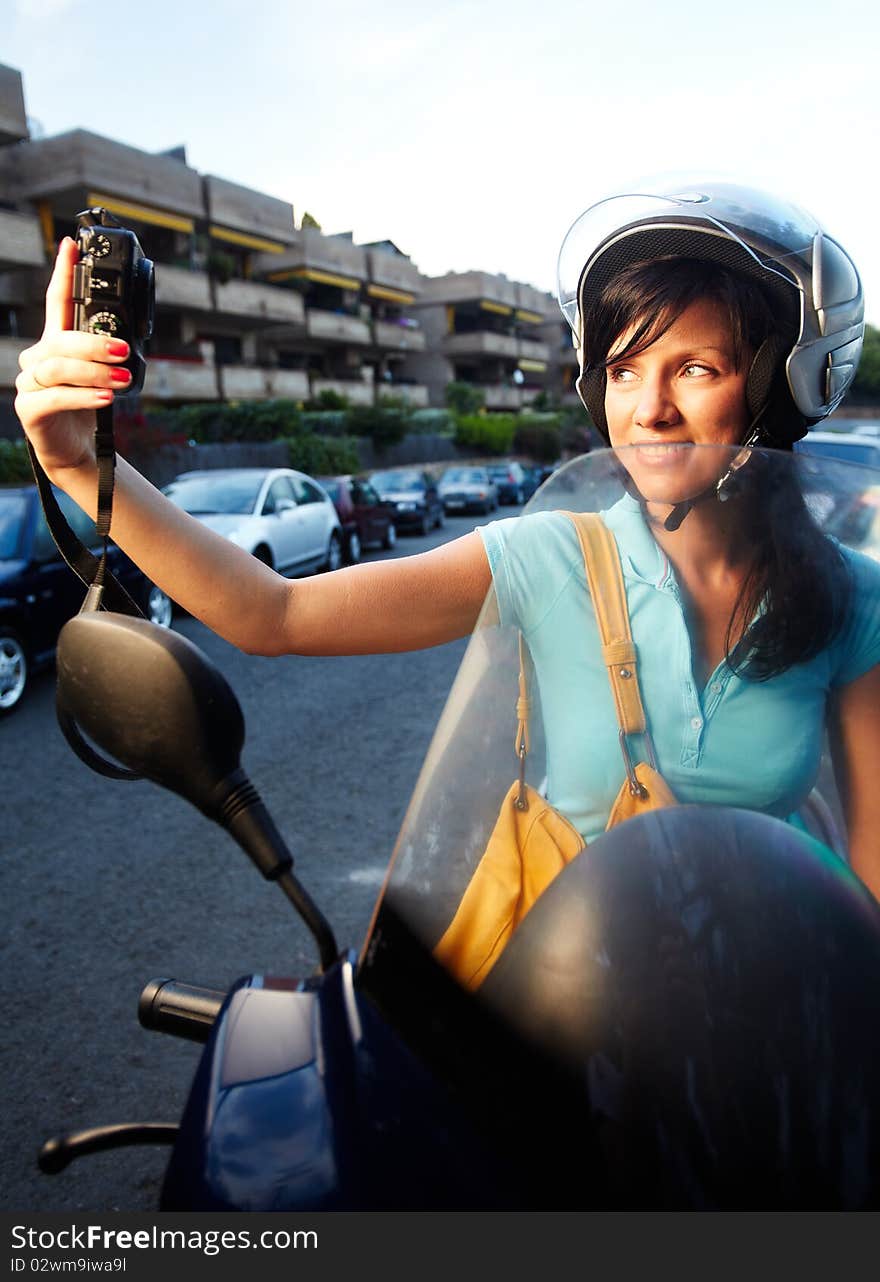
xmin=14 ymin=210 xmax=153 ymax=478
xmin=72 ymin=207 xmax=155 ymax=395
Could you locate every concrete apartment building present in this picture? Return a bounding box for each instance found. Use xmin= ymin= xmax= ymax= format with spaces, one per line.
xmin=0 ymin=64 xmax=564 ymax=435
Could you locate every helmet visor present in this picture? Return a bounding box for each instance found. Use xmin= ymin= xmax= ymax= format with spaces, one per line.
xmin=557 ymin=179 xmax=821 ymax=339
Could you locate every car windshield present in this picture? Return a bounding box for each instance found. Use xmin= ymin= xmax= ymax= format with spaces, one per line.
xmin=372 ymin=471 xmax=423 ymax=492
xmin=443 ymin=469 xmax=485 ymax=484
xmin=320 ymin=480 xmax=341 ymax=502
xmin=162 ymin=474 xmax=265 ymax=515
xmin=487 ymin=467 xmax=512 ymax=478
xmin=0 ymin=493 xmax=27 ymax=560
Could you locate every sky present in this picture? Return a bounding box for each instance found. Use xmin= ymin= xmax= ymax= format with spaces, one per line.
xmin=5 ymin=0 xmax=880 ymax=322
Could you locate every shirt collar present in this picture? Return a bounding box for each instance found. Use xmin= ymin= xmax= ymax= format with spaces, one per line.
xmin=601 ymin=493 xmax=670 ymax=588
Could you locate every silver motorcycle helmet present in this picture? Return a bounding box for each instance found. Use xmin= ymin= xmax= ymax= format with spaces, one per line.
xmin=556 ymin=177 xmax=864 ymax=446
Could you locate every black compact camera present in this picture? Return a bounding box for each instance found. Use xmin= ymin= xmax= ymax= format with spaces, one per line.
xmin=72 ymin=207 xmax=155 ymax=395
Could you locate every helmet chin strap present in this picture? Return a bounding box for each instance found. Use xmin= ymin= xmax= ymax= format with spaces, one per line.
xmin=661 ymin=423 xmax=766 ymax=531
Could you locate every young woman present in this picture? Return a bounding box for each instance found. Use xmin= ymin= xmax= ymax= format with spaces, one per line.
xmin=14 ymin=180 xmax=880 ymax=900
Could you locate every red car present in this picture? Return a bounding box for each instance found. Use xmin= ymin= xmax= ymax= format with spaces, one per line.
xmin=318 ymin=475 xmax=397 ymax=563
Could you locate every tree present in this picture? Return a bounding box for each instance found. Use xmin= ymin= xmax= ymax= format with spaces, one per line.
xmin=851 ymin=323 xmax=880 ymax=402
xmin=444 ymin=381 xmax=485 ymax=416
xmin=300 ymin=212 xmax=322 ymax=230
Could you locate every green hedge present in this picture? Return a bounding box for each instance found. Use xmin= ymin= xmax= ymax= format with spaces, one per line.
xmin=284 ymin=434 xmax=361 ymax=476
xmin=408 ymin=408 xmax=455 ymax=435
xmin=164 ymin=399 xmax=303 ymax=443
xmin=454 ymin=414 xmax=516 ymax=454
xmin=0 ymin=438 xmax=32 ymax=483
xmin=513 ymin=414 xmax=563 ymax=463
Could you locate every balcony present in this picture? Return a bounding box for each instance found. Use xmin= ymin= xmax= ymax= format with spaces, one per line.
xmin=2 ymin=130 xmax=205 ymax=221
xmin=517 ymin=338 xmax=550 ymax=363
xmin=366 ymin=247 xmax=421 ymax=296
xmin=215 ymin=279 xmax=305 ymax=326
xmin=372 ymin=319 xmax=426 ymax=352
xmin=418 ymin=270 xmax=519 ymax=309
xmin=0 ymin=336 xmax=29 ymax=388
xmin=204 ymin=175 xmax=295 ymax=247
xmin=266 ymin=369 xmax=309 ymax=400
xmin=306 ymin=309 xmax=371 ymax=345
xmin=155 ymin=264 xmax=212 ymax=311
xmin=143 ymin=359 xmax=219 ymax=401
xmin=515 ymin=282 xmax=553 ymax=320
xmin=311 ymin=378 xmax=374 ymax=407
xmin=483 ymin=385 xmax=522 ymax=410
xmin=444 ymin=331 xmax=518 ymax=358
xmin=254 ymin=226 xmax=368 ymax=289
xmin=378 ymin=383 xmax=429 ymax=407
xmin=0 ymin=211 xmax=45 ymax=269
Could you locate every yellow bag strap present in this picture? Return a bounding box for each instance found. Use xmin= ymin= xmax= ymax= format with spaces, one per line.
xmin=513 ymin=512 xmax=647 ymax=763
xmin=566 ymin=512 xmax=648 ymax=738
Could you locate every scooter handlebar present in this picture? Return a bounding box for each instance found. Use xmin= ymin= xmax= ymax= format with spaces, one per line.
xmin=138 ymin=978 xmax=226 ymax=1043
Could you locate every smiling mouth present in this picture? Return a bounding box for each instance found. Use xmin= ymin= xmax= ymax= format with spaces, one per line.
xmin=630 ymin=442 xmax=690 ymax=459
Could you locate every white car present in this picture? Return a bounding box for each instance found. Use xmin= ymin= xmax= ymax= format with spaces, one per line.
xmin=163 ymin=468 xmax=344 ymax=575
xmin=437 ymin=466 xmax=499 ymax=515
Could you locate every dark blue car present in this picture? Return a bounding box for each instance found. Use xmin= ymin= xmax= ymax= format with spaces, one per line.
xmin=0 ymin=484 xmax=173 ymax=716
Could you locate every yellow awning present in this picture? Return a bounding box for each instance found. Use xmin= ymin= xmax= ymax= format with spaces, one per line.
xmin=518 ymin=359 xmax=547 ymax=372
xmin=367 ymin=283 xmax=416 ymax=305
xmin=87 ymin=192 xmax=193 ymax=234
xmin=266 ymin=266 xmax=361 ymax=290
xmin=209 ymin=225 xmax=287 ymax=254
xmin=480 ymin=299 xmax=513 ymax=316
xmin=515 ymin=309 xmax=545 ymax=324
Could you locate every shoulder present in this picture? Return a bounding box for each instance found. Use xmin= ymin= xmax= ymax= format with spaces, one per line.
xmin=476 ymin=510 xmax=584 ymax=632
xmin=830 ymin=544 xmax=880 ymax=686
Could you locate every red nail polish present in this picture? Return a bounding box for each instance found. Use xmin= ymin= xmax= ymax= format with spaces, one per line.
xmin=107 ymin=340 xmax=130 ymax=357
xmin=110 ymin=368 xmax=131 ymax=383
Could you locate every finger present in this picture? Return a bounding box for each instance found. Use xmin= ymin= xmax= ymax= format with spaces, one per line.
xmin=43 ymin=237 xmax=78 ymax=337
xmin=14 ymin=380 xmax=115 ymax=419
xmin=17 ymin=355 xmax=132 ymax=394
xmin=19 ymin=332 xmax=131 ymax=371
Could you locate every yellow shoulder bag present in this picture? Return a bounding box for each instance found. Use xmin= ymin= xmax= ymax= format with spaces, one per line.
xmin=433 ymin=512 xmax=677 ymax=990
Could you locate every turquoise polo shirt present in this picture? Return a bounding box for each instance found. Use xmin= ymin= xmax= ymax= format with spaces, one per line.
xmin=478 ymin=496 xmax=880 ymax=846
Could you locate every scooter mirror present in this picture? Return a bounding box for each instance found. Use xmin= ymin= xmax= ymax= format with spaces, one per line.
xmin=55 ymin=612 xmax=245 ymax=813
xmin=55 ymin=612 xmax=339 ymax=969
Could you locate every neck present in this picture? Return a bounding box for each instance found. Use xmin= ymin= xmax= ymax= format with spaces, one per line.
xmin=645 ymin=494 xmax=749 ymax=582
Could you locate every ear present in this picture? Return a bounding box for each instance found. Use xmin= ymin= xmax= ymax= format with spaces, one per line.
xmin=575 ymin=365 xmax=609 ymax=440
xmin=745 ymin=333 xmax=787 ymax=422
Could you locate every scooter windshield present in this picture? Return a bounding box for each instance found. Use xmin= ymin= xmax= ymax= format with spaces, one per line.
xmin=363 ymin=444 xmax=880 ymax=990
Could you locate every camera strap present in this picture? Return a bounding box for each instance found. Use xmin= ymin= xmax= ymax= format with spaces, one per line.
xmin=26 ymin=403 xmax=143 ymax=618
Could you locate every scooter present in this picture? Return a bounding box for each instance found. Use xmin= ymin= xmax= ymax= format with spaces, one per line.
xmin=37 ymin=446 xmax=880 ymax=1209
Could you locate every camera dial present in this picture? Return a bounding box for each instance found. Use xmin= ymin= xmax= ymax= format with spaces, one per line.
xmin=72 ymin=207 xmax=155 ymax=394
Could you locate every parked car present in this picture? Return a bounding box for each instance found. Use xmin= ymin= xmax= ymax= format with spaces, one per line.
xmin=437 ymin=466 xmax=499 ymax=515
xmin=486 ymin=461 xmax=530 ymax=505
xmin=318 ymin=475 xmax=397 ymax=563
xmin=0 ymin=484 xmax=173 ymax=716
xmin=368 ymin=469 xmax=445 ymax=534
xmin=794 ymin=431 xmax=880 ymax=469
xmin=162 ymin=468 xmax=343 ymax=575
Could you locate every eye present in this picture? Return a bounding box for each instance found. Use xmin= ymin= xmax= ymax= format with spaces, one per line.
xmin=681 ymin=362 xmax=714 ymax=378
xmin=607 ymin=366 xmax=637 ymax=384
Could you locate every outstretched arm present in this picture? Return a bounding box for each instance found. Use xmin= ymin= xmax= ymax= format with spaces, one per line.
xmin=15 ymin=240 xmax=493 ymax=657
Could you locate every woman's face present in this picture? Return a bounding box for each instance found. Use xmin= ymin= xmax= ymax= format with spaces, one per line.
xmin=603 ymin=297 xmax=752 ymax=506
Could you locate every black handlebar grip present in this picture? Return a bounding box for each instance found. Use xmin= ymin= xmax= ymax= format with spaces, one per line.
xmin=138 ymin=978 xmax=226 ymax=1043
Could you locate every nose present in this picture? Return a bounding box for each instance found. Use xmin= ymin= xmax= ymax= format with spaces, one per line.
xmin=634 ymin=374 xmax=680 ymax=431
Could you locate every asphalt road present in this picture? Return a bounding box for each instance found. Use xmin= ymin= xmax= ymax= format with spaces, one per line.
xmin=0 ymin=506 xmax=508 ymax=1214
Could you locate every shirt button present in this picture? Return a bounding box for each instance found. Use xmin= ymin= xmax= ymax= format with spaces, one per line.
xmin=710 ymin=681 xmax=722 ymax=695
xmin=690 ymin=716 xmax=703 ymax=731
